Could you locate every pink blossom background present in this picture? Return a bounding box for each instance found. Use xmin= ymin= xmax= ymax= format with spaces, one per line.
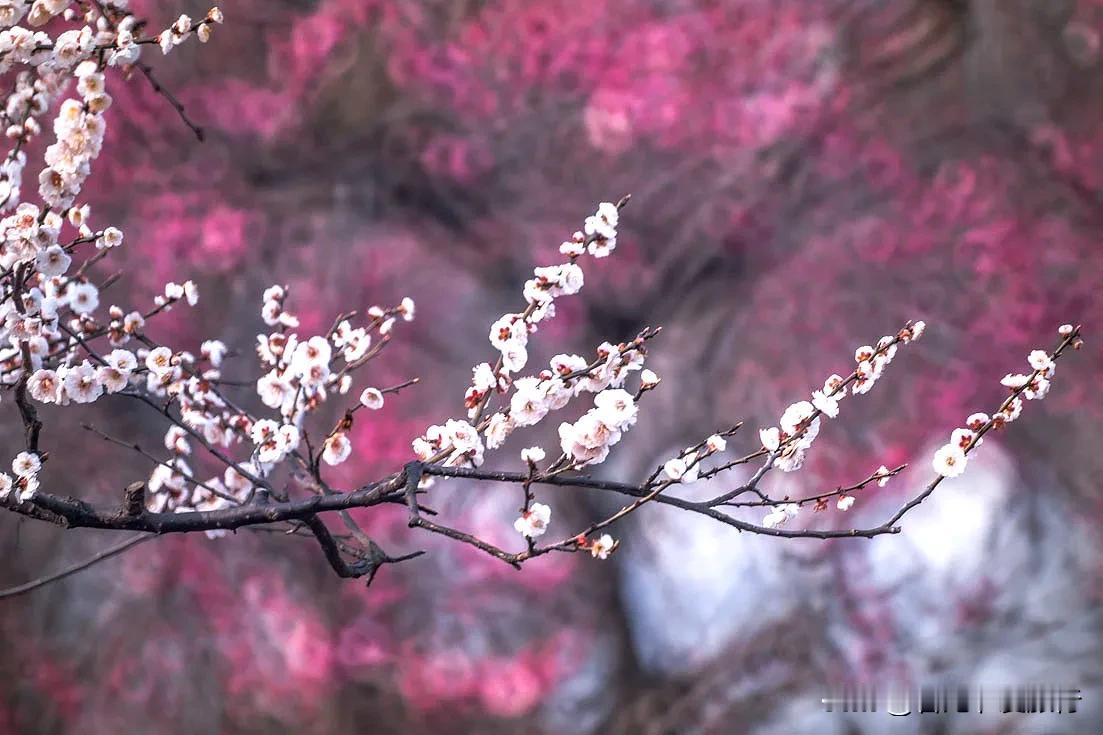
xmin=2 ymin=0 xmax=1103 ymax=732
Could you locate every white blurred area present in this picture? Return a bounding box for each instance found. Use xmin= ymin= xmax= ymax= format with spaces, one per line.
xmin=609 ymin=437 xmax=1103 ymax=732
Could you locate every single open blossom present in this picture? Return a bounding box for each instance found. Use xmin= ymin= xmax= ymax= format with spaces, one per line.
xmin=590 ymin=533 xmax=616 ymax=559
xmin=996 ymin=397 xmax=1024 ymax=424
xmin=837 ymin=495 xmax=856 ymax=511
xmin=706 ymin=434 xmax=727 ymax=453
xmin=97 ymin=364 xmax=129 ymax=393
xmin=67 ymin=281 xmax=99 ymax=314
xmin=145 ymin=346 xmax=174 ymax=377
xmin=445 ymin=419 xmax=480 ymax=454
xmin=762 ymin=503 xmax=800 ymax=528
xmin=513 ymin=502 xmax=551 ymax=538
xmin=484 ymin=412 xmax=514 ymax=450
xmin=950 ymin=427 xmax=976 ymax=449
xmin=932 ymin=444 xmax=967 ymax=477
xmin=322 ymin=432 xmax=352 ymax=466
xmin=256 ymin=371 xmax=290 ymax=409
xmin=520 ymin=446 xmax=545 ymax=464
xmin=359 ymin=387 xmax=384 ymax=410
xmin=811 ymin=390 xmax=840 ymax=418
xmin=63 ymin=361 xmax=103 ymax=403
xmin=663 ymin=457 xmax=688 ymax=481
xmin=875 ymin=465 xmax=892 ymax=487
xmin=28 ymin=369 xmax=60 ymax=403
xmin=510 ymin=378 xmax=549 ymax=427
xmin=0 ymin=473 xmax=11 ymax=500
xmin=593 ymin=388 xmax=637 ymax=430
xmin=1059 ymin=324 xmax=1074 ymax=336
xmin=760 ymin=427 xmax=780 ymax=451
xmin=780 ymin=400 xmax=815 ymax=435
xmin=12 ymin=451 xmax=40 ymax=478
xmin=35 ymin=244 xmax=70 ymax=276
xmin=1028 ymin=349 xmax=1054 ymax=373
xmin=966 ymin=412 xmax=989 ymax=430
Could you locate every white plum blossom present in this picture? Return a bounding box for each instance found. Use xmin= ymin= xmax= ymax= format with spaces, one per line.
xmin=593 ymin=388 xmax=638 ymax=430
xmin=874 ymin=465 xmax=892 ymax=487
xmin=837 ymin=495 xmax=855 ymax=511
xmin=34 ymin=244 xmax=70 ymax=276
xmin=67 ymin=281 xmax=99 ymax=314
xmin=811 ymin=389 xmax=840 ymax=418
xmin=762 ymin=503 xmax=799 ymax=528
xmin=145 ymin=346 xmax=174 ymax=377
xmin=663 ymin=457 xmax=688 ymax=481
xmin=359 ymin=387 xmax=384 ymax=410
xmin=256 ymin=371 xmax=290 ymax=410
xmin=779 ymin=400 xmax=815 ymax=436
xmin=201 ymin=339 xmax=227 ymax=367
xmin=666 ymin=453 xmax=700 ymax=484
xmin=514 ymin=502 xmax=551 ymax=538
xmin=932 ymin=444 xmax=967 ymax=478
xmin=63 ymin=361 xmax=103 ymax=403
xmin=640 ymin=369 xmax=660 ymax=388
xmin=97 ymin=363 xmax=129 ymax=393
xmin=28 ymin=369 xmax=60 ymax=403
xmin=12 ymin=451 xmax=40 ymax=478
xmin=760 ymin=427 xmax=780 ymax=451
xmin=509 ymin=378 xmax=550 ymax=427
xmin=1028 ymin=349 xmax=1054 ymax=373
xmin=322 ymin=432 xmax=352 ymax=466
xmin=484 ymin=412 xmax=514 ymax=450
xmin=965 ymin=412 xmax=989 ymax=430
xmin=520 ymin=446 xmax=545 ymax=464
xmin=0 ymin=473 xmax=11 ymax=501
xmin=705 ymin=434 xmax=727 ymax=453
xmin=589 ymin=533 xmax=616 ymax=559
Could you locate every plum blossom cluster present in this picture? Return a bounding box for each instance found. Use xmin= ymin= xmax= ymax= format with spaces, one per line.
xmin=156 ymin=9 xmax=224 ymax=55
xmin=760 ymin=321 xmax=924 ymax=476
xmin=0 ymin=450 xmax=40 ymax=503
xmin=478 ymin=336 xmax=650 ymax=454
xmin=931 ymin=325 xmax=1076 ymax=478
xmin=254 ymin=286 xmax=415 ymax=470
xmin=480 ymin=200 xmax=621 ymax=384
xmin=557 ymin=387 xmax=640 ymax=467
xmin=0 ymin=5 xmax=221 ymax=214
xmin=419 ymin=199 xmax=641 ymax=480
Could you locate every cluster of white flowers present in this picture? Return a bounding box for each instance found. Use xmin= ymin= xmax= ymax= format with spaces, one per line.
xmin=932 ymin=328 xmax=1064 ymax=478
xmin=558 ymin=388 xmax=640 ymax=467
xmin=27 ymin=348 xmax=134 ymax=403
xmin=148 ymin=425 xmax=258 ymax=533
xmin=475 ymin=339 xmax=648 ymax=455
xmin=663 ymin=433 xmax=727 ymax=484
xmin=0 ymin=450 xmax=40 ymax=503
xmin=759 ymin=321 xmax=925 ymax=475
xmin=412 ymin=418 xmax=484 ymax=467
xmin=157 ymin=9 xmax=223 ymax=54
xmin=481 ymin=202 xmax=620 ymax=384
xmin=254 ymin=287 xmax=414 ymax=468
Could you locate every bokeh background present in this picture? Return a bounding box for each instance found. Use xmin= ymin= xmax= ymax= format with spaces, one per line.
xmin=2 ymin=0 xmax=1102 ymax=732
